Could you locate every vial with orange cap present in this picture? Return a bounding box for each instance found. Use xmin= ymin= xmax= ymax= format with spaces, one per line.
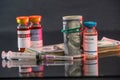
xmin=16 ymin=16 xmax=31 ymax=52
xmin=29 ymin=15 xmax=43 ymax=48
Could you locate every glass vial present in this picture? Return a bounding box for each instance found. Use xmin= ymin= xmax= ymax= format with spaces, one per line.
xmin=83 ymin=21 xmax=98 ymax=60
xmin=29 ymin=15 xmax=43 ymax=49
xmin=16 ymin=16 xmax=30 ymax=52
xmin=62 ymin=15 xmax=83 ymax=57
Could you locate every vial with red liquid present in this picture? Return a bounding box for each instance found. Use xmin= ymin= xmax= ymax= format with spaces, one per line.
xmin=83 ymin=21 xmax=98 ymax=61
xmin=16 ymin=16 xmax=31 ymax=52
xmin=29 ymin=15 xmax=43 ymax=48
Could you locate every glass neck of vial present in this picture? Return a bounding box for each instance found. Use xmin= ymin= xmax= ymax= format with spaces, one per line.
xmin=19 ymin=23 xmax=28 ymax=26
xmin=84 ymin=26 xmax=97 ymax=33
xmin=30 ymin=22 xmax=41 ymax=28
xmin=31 ymin=22 xmax=40 ymax=25
xmin=17 ymin=23 xmax=29 ymax=30
xmin=87 ymin=26 xmax=96 ymax=29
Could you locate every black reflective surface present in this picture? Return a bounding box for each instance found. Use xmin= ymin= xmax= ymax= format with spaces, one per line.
xmin=1 ymin=52 xmax=120 ymax=78
xmin=1 ymin=31 xmax=120 ymax=79
xmin=0 ymin=31 xmax=120 ymax=78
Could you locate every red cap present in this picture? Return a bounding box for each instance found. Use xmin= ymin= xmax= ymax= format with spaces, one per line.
xmin=29 ymin=15 xmax=42 ymax=23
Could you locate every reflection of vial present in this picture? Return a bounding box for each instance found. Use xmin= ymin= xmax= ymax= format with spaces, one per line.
xmin=16 ymin=16 xmax=30 ymax=52
xmin=29 ymin=15 xmax=43 ymax=48
xmin=83 ymin=21 xmax=98 ymax=60
xmin=19 ymin=66 xmax=32 ymax=77
xmin=19 ymin=66 xmax=44 ymax=77
xmin=19 ymin=66 xmax=32 ymax=73
xmin=83 ymin=59 xmax=98 ymax=76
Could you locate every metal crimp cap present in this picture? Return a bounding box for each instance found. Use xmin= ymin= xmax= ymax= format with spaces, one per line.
xmin=16 ymin=16 xmax=29 ymax=24
xmin=63 ymin=15 xmax=82 ymax=21
xmin=29 ymin=15 xmax=42 ymax=23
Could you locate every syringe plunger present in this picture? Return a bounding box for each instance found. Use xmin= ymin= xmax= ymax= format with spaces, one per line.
xmin=2 ymin=51 xmax=37 ymax=60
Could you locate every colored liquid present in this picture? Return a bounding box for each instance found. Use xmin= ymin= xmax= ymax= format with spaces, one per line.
xmin=17 ymin=27 xmax=30 ymax=52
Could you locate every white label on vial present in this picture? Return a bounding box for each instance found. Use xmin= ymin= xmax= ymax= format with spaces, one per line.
xmin=17 ymin=30 xmax=30 ymax=48
xmin=84 ymin=35 xmax=97 ymax=51
xmin=31 ymin=29 xmax=43 ymax=48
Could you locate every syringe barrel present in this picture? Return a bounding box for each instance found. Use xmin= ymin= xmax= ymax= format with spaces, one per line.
xmin=54 ymin=56 xmax=73 ymax=61
xmin=41 ymin=55 xmax=73 ymax=61
xmin=6 ymin=51 xmax=36 ymax=60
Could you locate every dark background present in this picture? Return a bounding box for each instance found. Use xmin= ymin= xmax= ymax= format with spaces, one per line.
xmin=0 ymin=0 xmax=120 ymax=79
xmin=0 ymin=0 xmax=120 ymax=51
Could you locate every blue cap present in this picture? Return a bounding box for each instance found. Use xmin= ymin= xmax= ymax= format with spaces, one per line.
xmin=83 ymin=21 xmax=97 ymax=28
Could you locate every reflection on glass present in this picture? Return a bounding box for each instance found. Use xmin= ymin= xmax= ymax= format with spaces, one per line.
xmin=2 ymin=56 xmax=99 ymax=77
xmin=14 ymin=60 xmax=44 ymax=77
xmin=2 ymin=59 xmax=74 ymax=77
xmin=65 ymin=59 xmax=83 ymax=77
xmin=19 ymin=65 xmax=44 ymax=77
xmin=2 ymin=60 xmax=73 ymax=68
xmin=43 ymin=60 xmax=73 ymax=66
xmin=2 ymin=60 xmax=38 ymax=68
xmin=83 ymin=59 xmax=98 ymax=76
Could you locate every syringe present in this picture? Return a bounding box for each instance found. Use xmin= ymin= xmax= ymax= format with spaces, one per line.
xmin=2 ymin=51 xmax=37 ymax=60
xmin=1 ymin=51 xmax=73 ymax=61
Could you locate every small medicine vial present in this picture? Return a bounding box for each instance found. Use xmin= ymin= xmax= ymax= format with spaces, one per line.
xmin=16 ymin=16 xmax=31 ymax=52
xmin=83 ymin=21 xmax=98 ymax=61
xmin=29 ymin=15 xmax=43 ymax=48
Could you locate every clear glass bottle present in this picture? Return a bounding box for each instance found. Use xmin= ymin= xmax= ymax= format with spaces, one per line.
xmin=83 ymin=21 xmax=98 ymax=60
xmin=62 ymin=15 xmax=83 ymax=57
xmin=29 ymin=15 xmax=43 ymax=49
xmin=16 ymin=16 xmax=30 ymax=52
